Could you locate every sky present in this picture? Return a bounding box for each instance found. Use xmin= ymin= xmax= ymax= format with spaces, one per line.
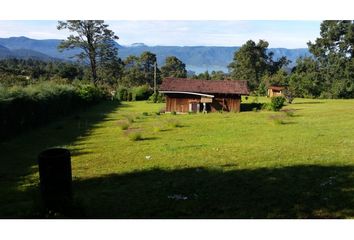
xmin=0 ymin=20 xmax=321 ymax=48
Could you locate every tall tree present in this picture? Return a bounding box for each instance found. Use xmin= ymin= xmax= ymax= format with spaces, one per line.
xmin=289 ymin=57 xmax=323 ymax=98
xmin=57 ymin=20 xmax=119 ymax=85
xmin=160 ymin=56 xmax=187 ymax=78
xmin=307 ymin=20 xmax=354 ymax=98
xmin=228 ymin=40 xmax=289 ymax=91
xmin=121 ymin=55 xmax=144 ymax=87
xmin=120 ymin=52 xmax=161 ymax=87
xmin=140 ymin=51 xmax=161 ymax=87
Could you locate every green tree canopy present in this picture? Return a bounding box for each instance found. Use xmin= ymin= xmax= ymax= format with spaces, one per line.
xmin=306 ymin=20 xmax=354 ymax=98
xmin=57 ymin=20 xmax=120 ymax=85
xmin=140 ymin=51 xmax=161 ymax=87
xmin=228 ymin=40 xmax=289 ymax=91
xmin=120 ymin=52 xmax=161 ymax=88
xmin=160 ymin=56 xmax=187 ymax=78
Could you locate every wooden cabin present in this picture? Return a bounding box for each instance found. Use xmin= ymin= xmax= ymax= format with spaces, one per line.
xmin=267 ymin=86 xmax=285 ymax=97
xmin=159 ymin=78 xmax=249 ymax=113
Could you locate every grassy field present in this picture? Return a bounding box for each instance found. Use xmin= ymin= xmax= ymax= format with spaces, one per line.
xmin=1 ymin=97 xmax=354 ymax=218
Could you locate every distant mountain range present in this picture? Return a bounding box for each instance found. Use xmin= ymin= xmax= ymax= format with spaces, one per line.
xmin=0 ymin=36 xmax=311 ymax=73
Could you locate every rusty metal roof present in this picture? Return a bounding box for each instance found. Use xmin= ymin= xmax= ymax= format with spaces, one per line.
xmin=159 ymin=77 xmax=249 ymax=95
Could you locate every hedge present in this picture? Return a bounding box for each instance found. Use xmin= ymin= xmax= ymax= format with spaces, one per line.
xmin=116 ymin=85 xmax=153 ymax=101
xmin=0 ymin=82 xmax=105 ymax=138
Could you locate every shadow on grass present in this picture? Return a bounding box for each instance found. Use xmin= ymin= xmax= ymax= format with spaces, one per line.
xmin=241 ymin=103 xmax=265 ymax=112
xmin=140 ymin=137 xmax=159 ymax=141
xmin=14 ymin=164 xmax=354 ymax=219
xmin=292 ymin=101 xmax=324 ymax=105
xmin=0 ymin=101 xmax=121 ymax=218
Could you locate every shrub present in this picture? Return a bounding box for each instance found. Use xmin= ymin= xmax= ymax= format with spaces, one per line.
xmin=171 ymin=111 xmax=177 ymax=115
xmin=270 ymin=96 xmax=286 ymax=111
xmin=123 ymin=114 xmax=135 ymax=123
xmin=127 ymin=91 xmax=133 ymax=101
xmin=117 ymin=120 xmax=130 ymax=130
xmin=75 ymin=84 xmax=103 ymax=103
xmin=283 ymin=89 xmax=294 ymax=104
xmin=142 ymin=112 xmax=149 ymax=116
xmin=269 ymin=115 xmax=286 ymax=125
xmin=128 ymin=131 xmax=143 ymax=141
xmin=153 ymin=125 xmax=162 ymax=132
xmin=261 ymin=103 xmax=272 ymax=111
xmin=167 ymin=119 xmax=182 ymax=128
xmin=282 ymin=109 xmax=295 ymax=117
xmin=131 ymin=85 xmax=153 ymax=101
xmin=148 ymin=92 xmax=165 ymax=103
xmin=117 ymin=87 xmax=129 ymax=101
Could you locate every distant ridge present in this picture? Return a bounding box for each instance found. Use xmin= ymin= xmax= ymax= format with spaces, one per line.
xmin=0 ymin=37 xmax=311 ymax=73
xmin=0 ymin=43 xmax=56 ymax=60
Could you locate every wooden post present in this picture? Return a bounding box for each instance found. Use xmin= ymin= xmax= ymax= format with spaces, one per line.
xmin=154 ymin=62 xmax=157 ymax=94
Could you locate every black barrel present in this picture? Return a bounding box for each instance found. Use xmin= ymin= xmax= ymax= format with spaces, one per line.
xmin=38 ymin=148 xmax=72 ymax=211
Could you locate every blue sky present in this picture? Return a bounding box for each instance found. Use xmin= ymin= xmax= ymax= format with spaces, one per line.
xmin=0 ymin=20 xmax=321 ymax=48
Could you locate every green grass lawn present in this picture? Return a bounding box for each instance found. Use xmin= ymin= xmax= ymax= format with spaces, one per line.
xmin=1 ymin=97 xmax=354 ymax=218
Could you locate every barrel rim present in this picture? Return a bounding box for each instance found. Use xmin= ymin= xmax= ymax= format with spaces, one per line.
xmin=38 ymin=147 xmax=71 ymax=159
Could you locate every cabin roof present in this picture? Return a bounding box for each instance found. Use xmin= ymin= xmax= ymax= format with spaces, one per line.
xmin=268 ymin=86 xmax=285 ymax=91
xmin=159 ymin=77 xmax=249 ymax=95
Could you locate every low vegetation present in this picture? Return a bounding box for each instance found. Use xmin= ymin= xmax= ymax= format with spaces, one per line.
xmin=1 ymin=97 xmax=354 ymax=218
xmin=0 ymin=82 xmax=107 ymax=138
xmin=270 ymin=96 xmax=286 ymax=111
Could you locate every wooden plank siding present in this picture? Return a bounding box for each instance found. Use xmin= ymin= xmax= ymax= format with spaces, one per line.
xmin=165 ymin=93 xmax=241 ymax=113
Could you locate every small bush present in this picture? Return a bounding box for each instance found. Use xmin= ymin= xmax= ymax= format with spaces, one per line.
xmin=155 ymin=112 xmax=161 ymax=116
xmin=261 ymin=103 xmax=272 ymax=111
xmin=123 ymin=114 xmax=135 ymax=123
xmin=269 ymin=115 xmax=286 ymax=125
xmin=142 ymin=112 xmax=149 ymax=116
xmin=283 ymin=109 xmax=295 ymax=117
xmin=128 ymin=131 xmax=143 ymax=141
xmin=167 ymin=119 xmax=182 ymax=128
xmin=117 ymin=87 xmax=129 ymax=101
xmin=131 ymin=85 xmax=153 ymax=101
xmin=117 ymin=120 xmax=130 ymax=130
xmin=127 ymin=91 xmax=133 ymax=101
xmin=171 ymin=111 xmax=177 ymax=115
xmin=75 ymin=84 xmax=103 ymax=103
xmin=283 ymin=89 xmax=294 ymax=104
xmin=148 ymin=92 xmax=165 ymax=103
xmin=270 ymin=96 xmax=286 ymax=111
xmin=153 ymin=125 xmax=162 ymax=132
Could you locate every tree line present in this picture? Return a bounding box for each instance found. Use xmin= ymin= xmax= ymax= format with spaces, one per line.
xmin=228 ymin=20 xmax=354 ymax=99
xmin=1 ymin=20 xmax=353 ymax=99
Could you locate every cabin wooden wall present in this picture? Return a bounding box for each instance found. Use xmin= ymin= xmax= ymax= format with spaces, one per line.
xmin=165 ymin=93 xmax=241 ymax=113
xmin=211 ymin=94 xmax=241 ymax=112
xmin=165 ymin=94 xmax=200 ymax=112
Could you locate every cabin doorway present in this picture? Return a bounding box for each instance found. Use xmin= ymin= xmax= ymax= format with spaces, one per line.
xmin=189 ymin=102 xmax=200 ymax=113
xmin=200 ymin=102 xmax=211 ymax=113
